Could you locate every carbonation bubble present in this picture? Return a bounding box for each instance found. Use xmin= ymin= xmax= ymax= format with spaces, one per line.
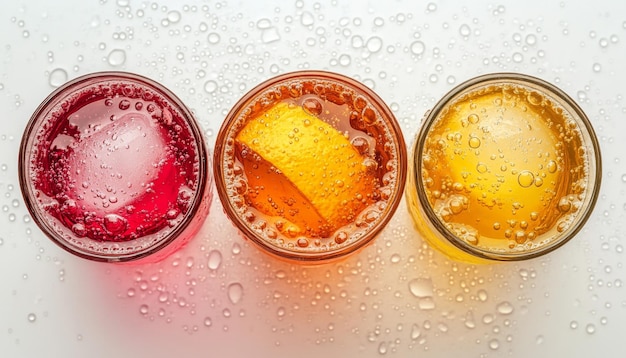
xmin=107 ymin=49 xmax=126 ymax=66
xmin=49 ymin=68 xmax=68 ymax=87
xmin=517 ymin=171 xmax=535 ymax=188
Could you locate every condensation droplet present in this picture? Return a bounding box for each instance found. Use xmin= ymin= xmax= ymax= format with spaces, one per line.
xmin=408 ymin=278 xmax=433 ymax=298
xmin=459 ymin=24 xmax=471 ymax=37
xmin=49 ymin=68 xmax=68 ymax=87
xmin=496 ymin=301 xmax=514 ymax=315
xmin=366 ymin=36 xmax=383 ymax=53
xmin=410 ymin=40 xmax=426 ymax=55
xmin=227 ymin=282 xmax=244 ymax=304
xmin=586 ymin=323 xmax=596 ymax=334
xmin=27 ymin=313 xmax=37 ymax=322
xmin=207 ymin=250 xmax=222 ymax=270
xmin=107 ymin=49 xmax=126 ymax=67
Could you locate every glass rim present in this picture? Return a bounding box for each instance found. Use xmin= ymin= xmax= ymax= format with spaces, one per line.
xmin=411 ymin=72 xmax=602 ymax=261
xmin=214 ymin=70 xmax=408 ymax=262
xmin=18 ymin=71 xmax=211 ymax=263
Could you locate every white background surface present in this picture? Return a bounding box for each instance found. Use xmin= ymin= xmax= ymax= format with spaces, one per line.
xmin=1 ymin=0 xmax=625 ymax=357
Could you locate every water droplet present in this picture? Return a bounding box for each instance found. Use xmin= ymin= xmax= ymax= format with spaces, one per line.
xmin=592 ymin=63 xmax=602 ymax=72
xmin=139 ymin=304 xmax=149 ymax=315
xmin=301 ymin=11 xmax=314 ymax=26
xmin=496 ymin=301 xmax=514 ymax=315
xmin=586 ymin=323 xmax=596 ymax=334
xmin=410 ymin=323 xmax=421 ymax=339
xmin=488 ymin=339 xmax=500 ymax=350
xmin=570 ymin=320 xmax=578 ymax=329
xmin=459 ymin=24 xmax=471 ymax=37
xmin=366 ymin=36 xmax=383 ymax=53
xmin=49 ymin=68 xmax=68 ymax=87
xmin=512 ymin=52 xmax=524 ymax=63
xmin=167 ymin=10 xmax=181 ymax=23
xmin=207 ymin=250 xmax=222 ymax=270
xmin=207 ymin=32 xmax=221 ymax=44
xmin=261 ymin=28 xmax=281 ymax=43
xmin=338 ymin=54 xmax=351 ymax=66
xmin=107 ymin=49 xmax=126 ymax=67
xmin=378 ymin=341 xmax=388 ymax=355
xmin=204 ymin=80 xmax=218 ymax=93
xmin=27 ymin=313 xmax=36 ymax=322
xmin=408 ymin=278 xmax=433 ymax=298
xmin=227 ymin=282 xmax=244 ymax=304
xmin=525 ymin=34 xmax=537 ymax=46
xmin=203 ymin=317 xmax=212 ymax=327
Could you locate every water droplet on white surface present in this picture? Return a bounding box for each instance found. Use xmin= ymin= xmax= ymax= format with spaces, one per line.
xmin=107 ymin=49 xmax=126 ymax=66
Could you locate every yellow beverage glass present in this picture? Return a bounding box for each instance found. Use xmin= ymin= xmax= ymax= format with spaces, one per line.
xmin=407 ymin=73 xmax=601 ymax=263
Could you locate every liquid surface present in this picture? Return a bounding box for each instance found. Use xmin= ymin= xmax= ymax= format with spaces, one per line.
xmin=419 ymin=82 xmax=590 ymax=253
xmin=222 ymin=76 xmax=402 ymax=252
xmin=30 ymin=80 xmax=201 ymax=242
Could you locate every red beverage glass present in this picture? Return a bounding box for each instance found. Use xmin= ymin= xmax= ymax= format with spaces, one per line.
xmin=19 ymin=72 xmax=212 ymax=263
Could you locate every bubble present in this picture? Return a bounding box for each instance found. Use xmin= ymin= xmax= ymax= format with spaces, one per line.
xmin=426 ymin=2 xmax=437 ymax=12
xmin=599 ymin=38 xmax=609 ymax=48
xmin=586 ymin=323 xmax=596 ymax=334
xmin=103 ymin=214 xmax=128 ymax=234
xmin=468 ymin=136 xmax=481 ymax=149
xmin=107 ymin=49 xmax=126 ymax=67
xmin=49 ymin=68 xmax=68 ymax=87
xmin=525 ymin=34 xmax=537 ymax=46
xmin=410 ymin=40 xmax=426 ymax=55
xmin=227 ymin=282 xmax=244 ymax=304
xmin=517 ymin=171 xmax=535 ymax=188
xmin=139 ymin=304 xmax=149 ymax=315
xmin=204 ymin=317 xmax=212 ymax=327
xmin=27 ymin=313 xmax=36 ymax=322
